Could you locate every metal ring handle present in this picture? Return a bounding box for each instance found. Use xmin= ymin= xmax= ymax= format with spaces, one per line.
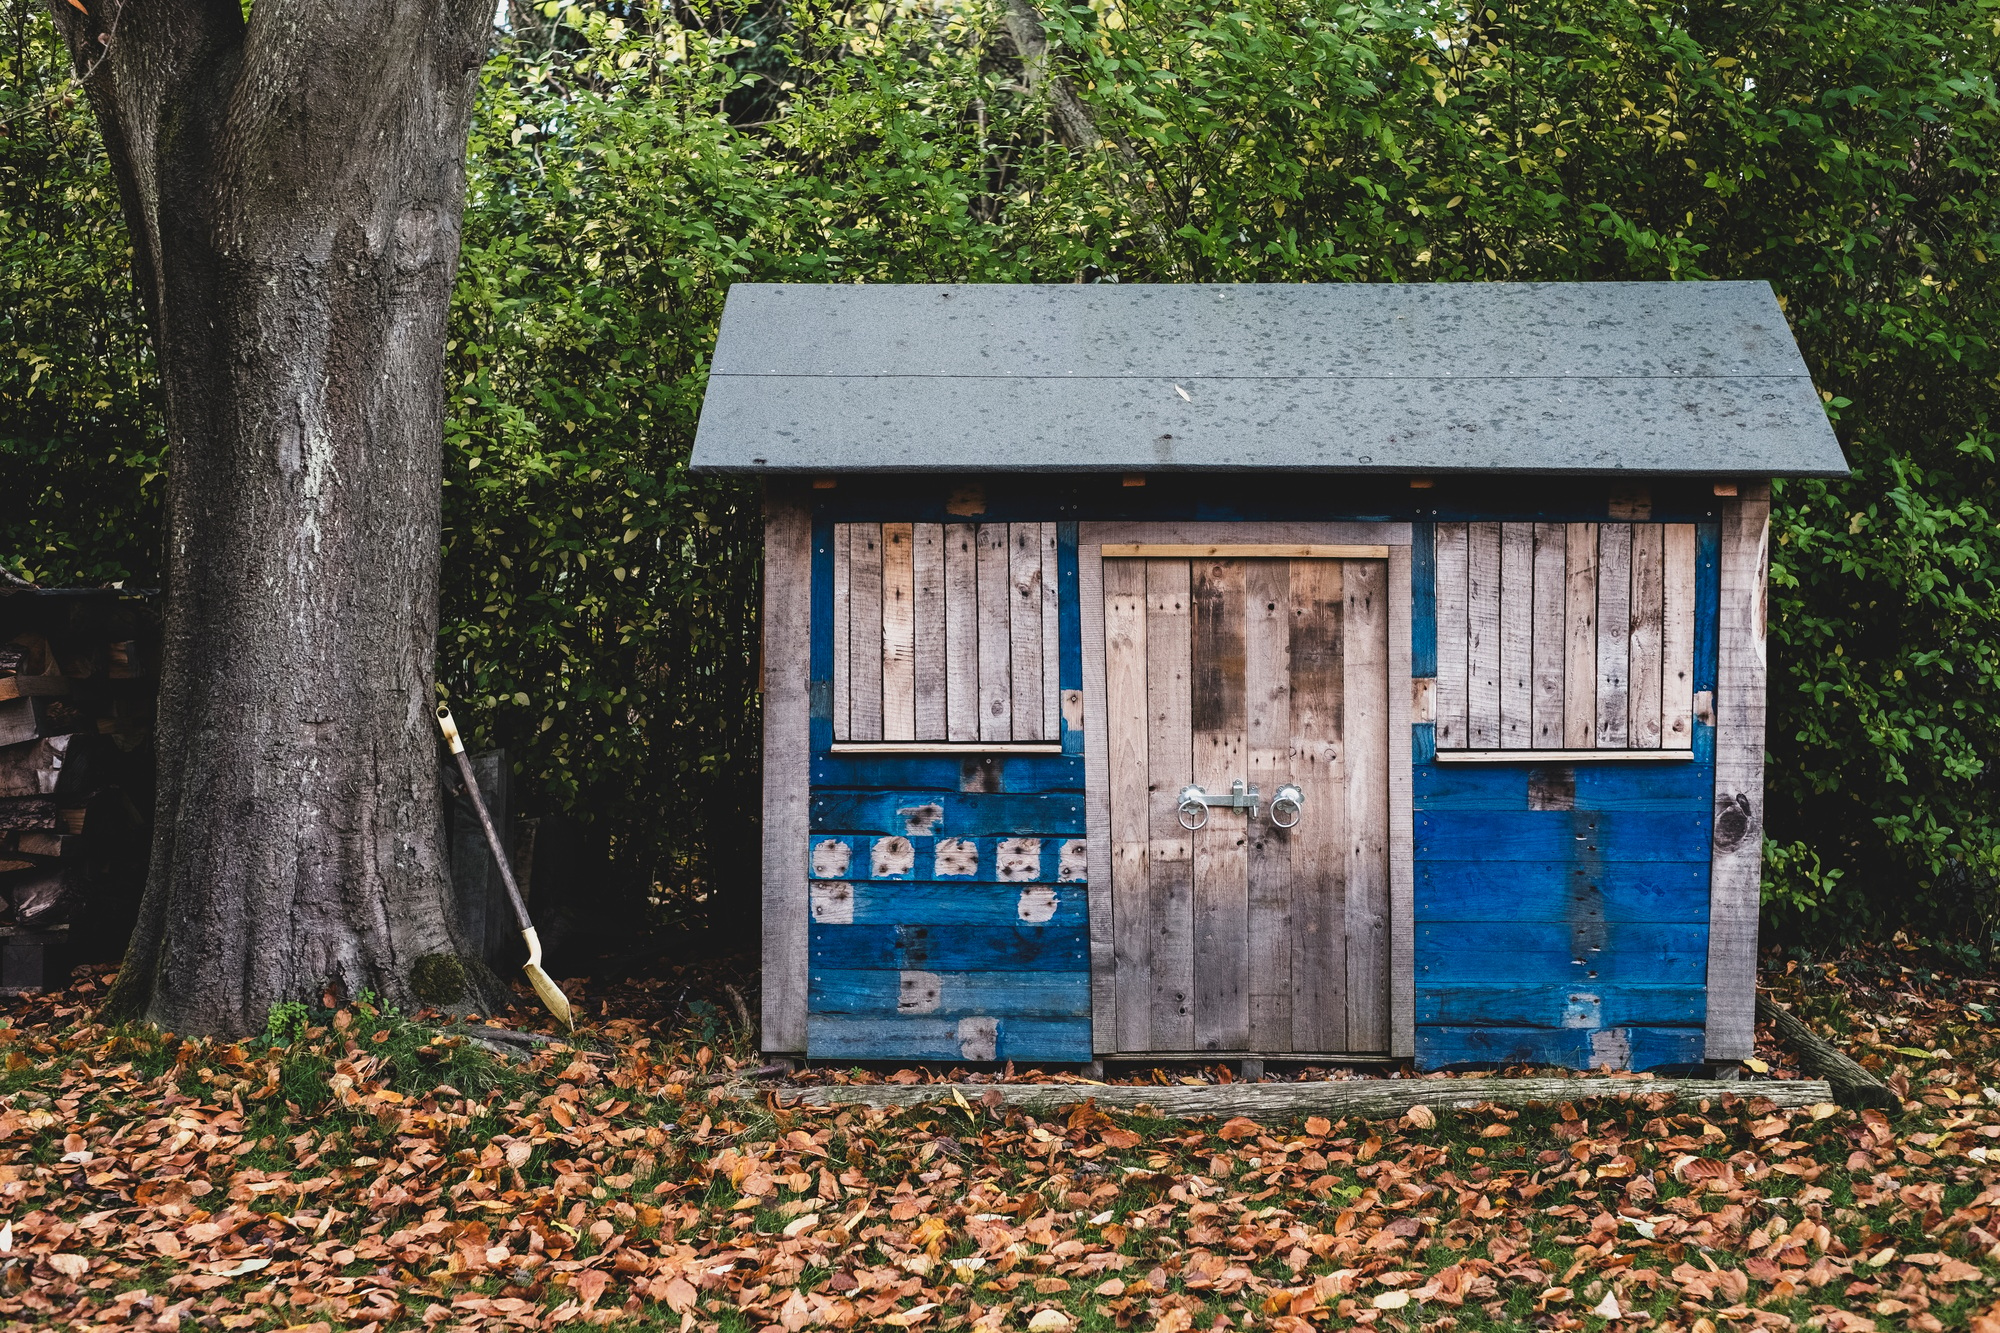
xmin=1177 ymin=786 xmax=1210 ymax=831
xmin=1270 ymin=784 xmax=1303 ymax=830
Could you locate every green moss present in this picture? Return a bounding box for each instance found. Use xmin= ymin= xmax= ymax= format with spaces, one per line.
xmin=410 ymin=953 xmax=468 ymax=1006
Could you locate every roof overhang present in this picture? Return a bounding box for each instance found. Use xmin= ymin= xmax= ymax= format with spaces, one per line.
xmin=690 ymin=282 xmax=1850 ymax=478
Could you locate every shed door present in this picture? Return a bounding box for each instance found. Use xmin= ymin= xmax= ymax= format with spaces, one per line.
xmin=1102 ymin=554 xmax=1390 ymax=1055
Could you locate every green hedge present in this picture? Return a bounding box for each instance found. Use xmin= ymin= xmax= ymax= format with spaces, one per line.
xmin=5 ymin=0 xmax=1996 ymax=948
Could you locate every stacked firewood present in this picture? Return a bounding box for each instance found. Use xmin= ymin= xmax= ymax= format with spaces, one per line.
xmin=0 ymin=586 xmax=156 ymax=990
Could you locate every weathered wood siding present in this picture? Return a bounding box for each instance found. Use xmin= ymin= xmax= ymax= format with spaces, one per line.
xmin=1409 ymin=510 xmax=1722 ymax=1072
xmin=809 ymin=511 xmax=1089 ymax=1062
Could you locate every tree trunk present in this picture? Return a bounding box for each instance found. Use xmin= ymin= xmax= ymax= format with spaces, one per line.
xmin=49 ymin=0 xmax=505 ymax=1035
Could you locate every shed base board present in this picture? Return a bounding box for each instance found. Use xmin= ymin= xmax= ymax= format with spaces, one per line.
xmin=775 ymin=1076 xmax=1832 ymax=1118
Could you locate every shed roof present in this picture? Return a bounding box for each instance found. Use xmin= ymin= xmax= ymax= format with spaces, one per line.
xmin=689 ymin=282 xmax=1849 ymax=477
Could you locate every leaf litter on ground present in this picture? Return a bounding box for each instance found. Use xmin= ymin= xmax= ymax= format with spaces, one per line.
xmin=3 ymin=950 xmax=2000 ymax=1332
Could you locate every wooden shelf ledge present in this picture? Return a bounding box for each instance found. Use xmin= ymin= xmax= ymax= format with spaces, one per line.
xmin=1434 ymin=748 xmax=1693 ymax=764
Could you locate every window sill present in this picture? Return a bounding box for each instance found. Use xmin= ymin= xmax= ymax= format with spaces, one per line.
xmin=1434 ymin=748 xmax=1693 ymax=764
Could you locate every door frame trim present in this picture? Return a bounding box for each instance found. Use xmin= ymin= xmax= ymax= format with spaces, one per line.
xmin=1079 ymin=522 xmax=1415 ymax=1059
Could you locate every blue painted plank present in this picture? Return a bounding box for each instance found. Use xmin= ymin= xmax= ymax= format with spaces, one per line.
xmin=1415 ymin=762 xmax=1716 ymax=811
xmin=811 ymin=753 xmax=1084 ymax=793
xmin=1416 ymin=921 xmax=1709 ymax=984
xmin=1416 ymin=860 xmax=1711 ymax=923
xmin=1694 ymin=522 xmax=1719 ymax=695
xmin=807 ymin=1015 xmax=1093 ymax=1063
xmin=811 ymin=790 xmax=1086 ymax=836
xmin=1415 ymin=1024 xmax=1705 ymax=1072
xmin=1411 ymin=520 xmax=1436 ymax=678
xmin=1415 ymin=983 xmax=1706 ymax=1028
xmin=806 ymin=834 xmax=1086 ymax=883
xmin=1058 ymin=522 xmax=1083 ymax=755
xmin=1415 ymin=810 xmax=1711 ymax=861
xmin=810 ymin=968 xmax=1092 ymax=1017
xmin=810 ymin=881 xmax=1088 ymax=926
xmin=810 ymin=923 xmax=1090 ymax=971
xmin=1693 ymin=719 xmax=1714 ymax=764
xmin=1413 ymin=721 xmax=1436 ymax=765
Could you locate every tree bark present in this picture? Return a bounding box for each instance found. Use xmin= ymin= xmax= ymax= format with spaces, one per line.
xmin=48 ymin=0 xmax=504 ymax=1035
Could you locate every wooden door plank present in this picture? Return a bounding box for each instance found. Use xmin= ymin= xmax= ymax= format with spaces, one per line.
xmin=1010 ymin=524 xmax=1046 ymax=741
xmin=1563 ymin=523 xmax=1599 ymax=748
xmin=1628 ymin=523 xmax=1665 ymax=749
xmin=1102 ymin=558 xmax=1152 ymax=1053
xmin=1190 ymin=558 xmax=1250 ymax=1052
xmin=761 ymin=486 xmax=814 ymax=1054
xmin=881 ymin=523 xmax=916 ymax=742
xmin=832 ymin=523 xmax=853 ymax=742
xmin=977 ymin=524 xmax=1014 ymax=742
xmin=850 ymin=524 xmax=884 ymax=742
xmin=1433 ymin=523 xmax=1468 ymax=749
xmin=1287 ymin=559 xmax=1346 ymax=1052
xmin=1343 ymin=558 xmax=1391 ymax=1053
xmin=1708 ymin=489 xmax=1770 ymax=1060
xmin=1145 ymin=558 xmax=1196 ymax=1050
xmin=1385 ymin=544 xmax=1415 ymax=1059
xmin=1595 ymin=522 xmax=1632 ymax=747
xmin=1243 ymin=558 xmax=1294 ymax=1051
xmin=1661 ymin=524 xmax=1697 ymax=750
xmin=1499 ymin=523 xmax=1534 ymax=749
xmin=1041 ymin=524 xmax=1061 ymax=743
xmin=1531 ymin=522 xmax=1567 ymax=748
xmin=913 ymin=524 xmax=947 ymax=741
xmin=1080 ymin=540 xmax=1114 ymax=1051
xmin=1465 ymin=522 xmax=1502 ymax=748
xmin=945 ymin=524 xmax=980 ymax=743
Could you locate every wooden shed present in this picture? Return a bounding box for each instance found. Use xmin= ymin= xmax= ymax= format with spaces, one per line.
xmin=690 ymin=281 xmax=1848 ymax=1073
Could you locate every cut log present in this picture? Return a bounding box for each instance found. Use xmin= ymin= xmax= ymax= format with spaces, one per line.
xmin=776 ymin=1075 xmax=1833 ymax=1119
xmin=0 ymin=675 xmax=71 ymax=703
xmin=1756 ymin=992 xmax=1900 ymax=1112
xmin=10 ymin=864 xmax=82 ymax=929
xmin=0 ymin=697 xmax=89 ymax=747
xmin=0 ymin=799 xmax=56 ymax=834
xmin=0 ymin=735 xmax=92 ymax=799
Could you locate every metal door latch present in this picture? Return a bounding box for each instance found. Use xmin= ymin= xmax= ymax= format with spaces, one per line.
xmin=1270 ymin=783 xmax=1304 ymax=829
xmin=1178 ymin=779 xmax=1259 ymax=830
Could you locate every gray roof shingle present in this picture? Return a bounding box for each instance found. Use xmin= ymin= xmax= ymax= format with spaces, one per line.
xmin=690 ymin=282 xmax=1850 ymax=476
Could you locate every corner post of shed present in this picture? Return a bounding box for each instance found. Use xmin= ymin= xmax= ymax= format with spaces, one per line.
xmin=761 ymin=479 xmax=814 ymax=1058
xmin=1705 ymin=481 xmax=1770 ymax=1061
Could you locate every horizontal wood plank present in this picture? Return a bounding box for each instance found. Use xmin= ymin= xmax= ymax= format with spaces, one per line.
xmin=1415 ymin=810 xmax=1711 ymax=862
xmin=810 ymin=924 xmax=1090 ymax=971
xmin=1416 ymin=1025 xmax=1705 ymax=1072
xmin=1433 ymin=748 xmax=1693 ymax=765
xmin=806 ymin=1015 xmax=1092 ymax=1062
xmin=810 ymin=969 xmax=1092 ymax=1017
xmin=1416 ymin=921 xmax=1709 ymax=983
xmin=1414 ymin=860 xmax=1712 ymax=923
xmin=1416 ymin=983 xmax=1707 ymax=1028
xmin=1100 ymin=544 xmax=1390 ymax=559
xmin=810 ymin=791 xmax=1086 ymax=837
xmin=808 ymin=881 xmax=1088 ymax=927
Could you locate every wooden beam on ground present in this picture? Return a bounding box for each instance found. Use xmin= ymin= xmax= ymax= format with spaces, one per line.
xmin=1756 ymin=993 xmax=1899 ymax=1112
xmin=773 ymin=1076 xmax=1834 ymax=1118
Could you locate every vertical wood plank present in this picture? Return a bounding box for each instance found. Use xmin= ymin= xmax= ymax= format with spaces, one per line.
xmin=912 ymin=524 xmax=947 ymax=741
xmin=1243 ymin=558 xmax=1293 ymax=1051
xmin=1661 ymin=523 xmax=1698 ymax=751
xmin=944 ymin=524 xmax=980 ymax=743
xmin=1287 ymin=560 xmax=1346 ymax=1052
xmin=1146 ymin=559 xmax=1196 ymax=1050
xmin=831 ymin=524 xmax=852 ymax=742
xmin=1563 ymin=522 xmax=1599 ymax=748
xmin=1465 ymin=522 xmax=1502 ymax=748
xmin=1595 ymin=522 xmax=1631 ymax=747
xmin=1342 ymin=558 xmax=1391 ymax=1052
xmin=1102 ymin=558 xmax=1152 ymax=1053
xmin=1010 ymin=524 xmax=1046 ymax=740
xmin=1433 ymin=523 xmax=1467 ymax=750
xmin=881 ymin=523 xmax=916 ymax=741
xmin=1042 ymin=524 xmax=1061 ymax=743
xmin=1627 ymin=522 xmax=1665 ymax=748
xmin=976 ymin=524 xmax=1013 ymax=742
xmin=1385 ymin=544 xmax=1415 ymax=1059
xmin=1530 ymin=522 xmax=1567 ymax=748
xmin=849 ymin=524 xmax=884 ymax=742
xmin=1708 ymin=488 xmax=1770 ymax=1060
xmin=1499 ymin=523 xmax=1534 ymax=749
xmin=1190 ymin=559 xmax=1250 ymax=1052
xmin=760 ymin=486 xmax=812 ymax=1053
xmin=1080 ymin=540 xmax=1114 ymax=1052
